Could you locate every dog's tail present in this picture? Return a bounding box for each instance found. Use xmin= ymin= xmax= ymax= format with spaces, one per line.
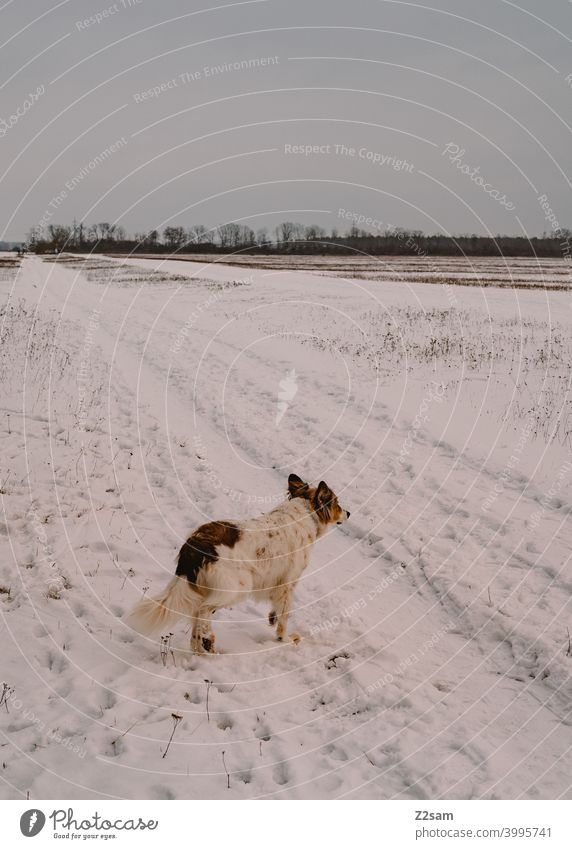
xmin=126 ymin=576 xmax=200 ymax=635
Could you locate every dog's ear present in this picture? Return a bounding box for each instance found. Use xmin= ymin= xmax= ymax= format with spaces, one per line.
xmin=313 ymin=481 xmax=335 ymax=522
xmin=288 ymin=473 xmax=310 ymax=500
xmin=315 ymin=480 xmax=332 ymax=505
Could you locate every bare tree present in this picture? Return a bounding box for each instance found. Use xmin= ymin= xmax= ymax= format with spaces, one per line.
xmin=26 ymin=226 xmax=42 ymax=250
xmin=188 ymin=224 xmax=214 ymax=245
xmin=276 ymin=221 xmax=296 ymax=244
xmin=239 ymin=225 xmax=255 ymax=246
xmin=256 ymin=227 xmax=269 ymax=245
xmin=94 ymin=222 xmax=111 ymax=240
xmin=163 ymin=226 xmax=185 ymax=249
xmin=305 ymin=224 xmax=326 ymax=241
xmin=217 ymin=222 xmax=241 ymax=248
xmin=47 ymin=224 xmax=71 ymax=251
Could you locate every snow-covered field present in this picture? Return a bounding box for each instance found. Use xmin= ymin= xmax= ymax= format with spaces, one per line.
xmin=120 ymin=253 xmax=572 ymax=289
xmin=1 ymin=252 xmax=571 ymax=800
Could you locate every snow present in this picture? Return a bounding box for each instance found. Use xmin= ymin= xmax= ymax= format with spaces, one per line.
xmin=0 ymin=253 xmax=571 ymax=800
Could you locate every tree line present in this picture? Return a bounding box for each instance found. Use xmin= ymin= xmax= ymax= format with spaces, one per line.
xmin=26 ymin=220 xmax=572 ymax=258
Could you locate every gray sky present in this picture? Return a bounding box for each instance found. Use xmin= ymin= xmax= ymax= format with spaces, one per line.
xmin=1 ymin=0 xmax=571 ymax=241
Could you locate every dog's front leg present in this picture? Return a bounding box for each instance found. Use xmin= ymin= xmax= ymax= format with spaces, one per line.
xmin=199 ymin=606 xmax=216 ymax=653
xmin=271 ymin=586 xmax=300 ymax=644
xmin=190 ymin=607 xmax=217 ymax=653
xmin=190 ymin=614 xmax=204 ymax=653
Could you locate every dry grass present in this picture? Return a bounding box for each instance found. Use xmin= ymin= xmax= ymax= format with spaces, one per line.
xmin=103 ymin=253 xmax=572 ymax=291
xmin=42 ymin=254 xmax=250 ymax=289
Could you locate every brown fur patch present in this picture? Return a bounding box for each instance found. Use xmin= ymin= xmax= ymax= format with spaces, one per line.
xmin=200 ymin=521 xmax=242 ymax=549
xmin=288 ymin=473 xmax=310 ymax=500
xmin=176 ymin=521 xmax=241 ymax=586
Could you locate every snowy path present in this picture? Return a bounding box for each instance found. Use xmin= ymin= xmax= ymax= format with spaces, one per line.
xmin=0 ymin=255 xmax=571 ymax=799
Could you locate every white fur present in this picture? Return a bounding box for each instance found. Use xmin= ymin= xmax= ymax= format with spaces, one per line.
xmin=128 ymin=485 xmax=347 ymax=652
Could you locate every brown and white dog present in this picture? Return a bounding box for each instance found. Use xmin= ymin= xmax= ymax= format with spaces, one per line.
xmin=127 ymin=474 xmax=350 ymax=652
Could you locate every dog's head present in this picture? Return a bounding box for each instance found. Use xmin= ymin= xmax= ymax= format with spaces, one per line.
xmin=288 ymin=473 xmax=350 ymax=526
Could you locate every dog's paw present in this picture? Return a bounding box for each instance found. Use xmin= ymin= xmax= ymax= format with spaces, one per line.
xmin=202 ymin=636 xmax=216 ymax=653
xmin=277 ymin=630 xmax=301 ymax=644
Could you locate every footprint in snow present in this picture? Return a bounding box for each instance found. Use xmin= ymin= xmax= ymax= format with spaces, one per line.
xmin=104 ymin=737 xmax=125 ymax=758
xmin=235 ymin=768 xmax=252 ymax=784
xmin=152 ymin=785 xmax=177 ymax=799
xmin=322 ymin=743 xmax=349 ymax=762
xmin=40 ymin=648 xmax=69 ymax=675
xmin=254 ymin=720 xmax=271 ymax=742
xmin=215 ymin=683 xmax=237 ymax=694
xmin=183 ymin=688 xmax=201 ymax=705
xmin=272 ymin=761 xmax=290 ymax=786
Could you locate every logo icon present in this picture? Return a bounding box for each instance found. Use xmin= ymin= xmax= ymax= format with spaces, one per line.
xmin=275 ymin=369 xmax=298 ymax=426
xmin=20 ymin=810 xmax=46 ymax=837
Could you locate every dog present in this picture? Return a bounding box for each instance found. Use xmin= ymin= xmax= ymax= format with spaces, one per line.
xmin=127 ymin=473 xmax=350 ymax=652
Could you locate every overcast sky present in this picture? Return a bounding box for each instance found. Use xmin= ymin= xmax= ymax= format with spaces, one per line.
xmin=1 ymin=0 xmax=571 ymax=241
